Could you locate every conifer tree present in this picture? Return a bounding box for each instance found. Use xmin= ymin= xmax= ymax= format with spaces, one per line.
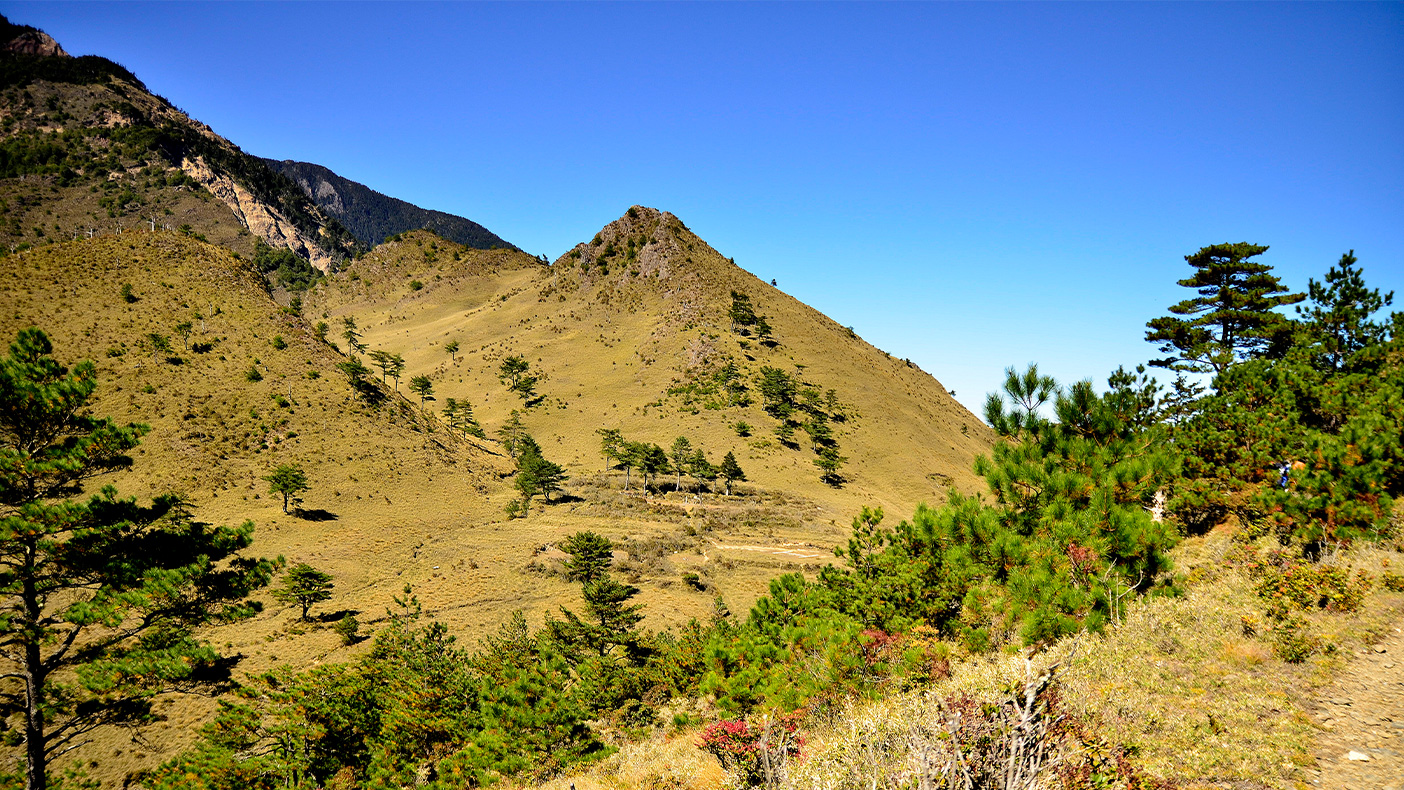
xmin=273 ymin=563 xmax=334 ymax=621
xmin=445 ymin=339 xmax=460 ymax=364
xmin=1145 ymin=242 xmax=1304 ymax=375
xmin=369 ymin=349 xmax=394 ymax=384
xmin=1297 ymin=250 xmax=1395 ymax=371
xmin=174 ymin=321 xmax=193 ymax=351
xmin=597 ymin=428 xmax=625 ymax=473
xmin=560 ymin=532 xmax=614 ymax=583
xmin=728 ymin=291 xmax=757 ymax=333
xmin=814 ymin=445 xmax=846 ymax=485
xmin=264 ymin=463 xmax=309 ymax=514
xmin=688 ymin=449 xmax=716 ymax=493
xmin=640 ymin=444 xmax=670 ymax=491
xmin=719 ymin=451 xmax=746 ymax=495
xmin=0 ymin=329 xmax=276 ymax=790
xmin=498 ymin=410 xmax=527 ymax=458
xmin=340 ymin=316 xmax=365 ymax=357
xmin=409 ymin=375 xmax=434 ymax=408
xmin=670 ymin=436 xmax=693 ymax=492
xmin=387 ymin=353 xmax=406 ymax=391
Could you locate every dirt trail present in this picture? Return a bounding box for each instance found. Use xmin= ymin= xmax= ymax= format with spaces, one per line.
xmin=1307 ymin=623 xmax=1404 ymax=789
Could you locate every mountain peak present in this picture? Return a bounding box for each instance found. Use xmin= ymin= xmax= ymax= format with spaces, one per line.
xmin=0 ymin=17 xmax=69 ymax=58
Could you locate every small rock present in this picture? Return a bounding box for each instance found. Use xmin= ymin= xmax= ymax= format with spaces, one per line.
xmin=1346 ymin=750 xmax=1371 ymax=761
xmin=1332 ymin=697 xmax=1353 ymax=705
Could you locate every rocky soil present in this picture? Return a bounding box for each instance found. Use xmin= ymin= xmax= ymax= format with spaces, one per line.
xmin=1308 ymin=623 xmax=1404 ymax=789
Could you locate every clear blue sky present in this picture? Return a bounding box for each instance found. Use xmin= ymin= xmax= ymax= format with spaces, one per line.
xmin=7 ymin=2 xmax=1401 ymax=415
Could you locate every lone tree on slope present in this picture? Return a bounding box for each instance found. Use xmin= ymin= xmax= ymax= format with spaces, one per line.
xmin=264 ymin=463 xmax=310 ymax=514
xmin=273 ymin=563 xmax=334 ymax=621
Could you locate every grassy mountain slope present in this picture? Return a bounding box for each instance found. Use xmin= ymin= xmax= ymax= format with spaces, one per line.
xmin=265 ymin=158 xmax=517 ymax=251
xmin=0 ymin=16 xmax=359 ymax=269
xmin=0 ymin=229 xmax=911 ymax=780
xmin=305 ymin=206 xmax=993 ymax=515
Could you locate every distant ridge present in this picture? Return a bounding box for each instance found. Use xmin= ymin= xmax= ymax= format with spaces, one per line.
xmin=263 ymin=159 xmax=516 ymax=251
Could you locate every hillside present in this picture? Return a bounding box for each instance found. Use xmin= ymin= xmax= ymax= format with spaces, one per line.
xmin=264 ymin=157 xmax=517 ymax=251
xmin=0 ymin=15 xmax=359 ymax=269
xmin=0 ymin=224 xmax=991 ymax=782
xmin=304 ymin=206 xmax=993 ymax=515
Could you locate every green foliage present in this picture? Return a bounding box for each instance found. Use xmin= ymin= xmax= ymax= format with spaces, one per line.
xmin=263 ymin=463 xmax=309 ymax=514
xmin=120 ymin=282 xmax=136 ymax=303
xmin=252 ymin=239 xmax=322 ymax=292
xmin=1297 ymin=250 xmax=1394 ymax=372
xmin=513 ymin=435 xmax=567 ymax=511
xmin=560 ymin=532 xmax=614 ymax=584
xmin=719 ymin=450 xmax=746 ymax=495
xmin=1146 ymin=242 xmax=1305 ymax=374
xmin=728 ymin=290 xmax=757 ymax=333
xmin=273 ymin=563 xmax=334 ymax=621
xmin=333 ymin=614 xmax=360 ymax=646
xmin=151 ymin=600 xmax=604 ymax=789
xmin=408 ymin=374 xmax=434 ymax=407
xmin=0 ymin=328 xmax=276 ymax=787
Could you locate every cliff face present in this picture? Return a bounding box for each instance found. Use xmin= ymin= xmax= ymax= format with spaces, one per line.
xmin=0 ymin=14 xmax=360 ymax=270
xmin=265 ymin=158 xmax=517 ymax=251
xmin=2 ymin=30 xmax=68 ymax=58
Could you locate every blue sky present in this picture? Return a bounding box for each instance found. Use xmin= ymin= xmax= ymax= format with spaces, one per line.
xmin=7 ymin=2 xmax=1401 ymax=415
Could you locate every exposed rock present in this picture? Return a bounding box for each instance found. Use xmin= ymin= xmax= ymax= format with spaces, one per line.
xmin=180 ymin=156 xmax=337 ymax=273
xmin=3 ymin=30 xmax=68 ymax=58
xmin=1346 ymin=750 xmax=1371 ymax=761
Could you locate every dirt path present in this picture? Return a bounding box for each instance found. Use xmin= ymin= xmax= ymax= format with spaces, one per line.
xmin=1307 ymin=623 xmax=1404 ymax=789
xmin=704 ymin=538 xmax=832 ymax=561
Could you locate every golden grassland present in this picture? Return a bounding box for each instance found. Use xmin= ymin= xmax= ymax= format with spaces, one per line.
xmin=1 ymin=225 xmax=1398 ymax=789
xmin=0 ymin=226 xmax=985 ymax=784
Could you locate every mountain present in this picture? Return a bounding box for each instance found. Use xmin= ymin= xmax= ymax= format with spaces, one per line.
xmin=0 ymin=14 xmax=360 ymax=270
xmin=304 ymin=205 xmax=992 ymax=511
xmin=0 ymin=16 xmax=993 ymax=782
xmin=263 ymin=158 xmax=516 ymax=251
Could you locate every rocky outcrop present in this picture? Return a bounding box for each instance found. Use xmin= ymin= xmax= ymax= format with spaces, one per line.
xmin=3 ymin=30 xmax=68 ymax=58
xmin=180 ymin=155 xmax=338 ymax=272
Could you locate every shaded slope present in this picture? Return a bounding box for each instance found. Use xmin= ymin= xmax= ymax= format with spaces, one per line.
xmin=305 ymin=206 xmax=993 ymax=514
xmin=264 ymin=158 xmax=516 ymax=251
xmin=0 ymin=15 xmax=359 ymax=270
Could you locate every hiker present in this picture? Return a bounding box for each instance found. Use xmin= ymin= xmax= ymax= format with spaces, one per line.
xmin=1278 ymin=460 xmax=1291 ymax=490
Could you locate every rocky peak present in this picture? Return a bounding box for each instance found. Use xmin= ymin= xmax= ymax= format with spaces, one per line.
xmin=0 ymin=16 xmax=70 ymax=58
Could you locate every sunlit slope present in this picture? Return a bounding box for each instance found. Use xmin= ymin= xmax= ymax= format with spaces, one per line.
xmin=305 ymin=207 xmax=992 ymax=514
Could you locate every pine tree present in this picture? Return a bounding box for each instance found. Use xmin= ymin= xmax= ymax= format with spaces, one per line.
xmin=597 ymin=428 xmax=625 ymax=473
xmin=640 ymin=444 xmax=670 ymax=491
xmin=670 ymin=436 xmax=693 ymax=492
xmin=560 ymin=532 xmax=614 ymax=583
xmin=369 ymin=349 xmax=394 ymax=384
xmin=263 ymin=463 xmax=309 ymax=514
xmin=1297 ymin=250 xmax=1395 ymax=371
xmin=273 ymin=563 xmax=334 ymax=621
xmin=688 ymin=449 xmax=716 ymax=493
xmin=498 ymin=355 xmax=529 ymax=387
xmin=814 ymin=445 xmax=846 ymax=485
xmin=719 ymin=451 xmax=746 ymax=495
xmin=174 ymin=321 xmax=193 ymax=351
xmin=497 ymin=410 xmax=527 ymax=458
xmin=0 ymin=329 xmax=276 ymax=790
xmin=409 ymin=375 xmax=434 ymax=408
xmin=445 ymin=339 xmax=460 ymax=364
xmin=340 ymin=316 xmax=365 ymax=356
xmin=728 ymin=291 xmax=757 ymax=333
xmin=1145 ymin=242 xmax=1305 ymax=375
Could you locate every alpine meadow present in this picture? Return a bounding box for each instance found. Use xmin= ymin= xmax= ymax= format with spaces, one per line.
xmin=0 ymin=11 xmax=1401 ymax=790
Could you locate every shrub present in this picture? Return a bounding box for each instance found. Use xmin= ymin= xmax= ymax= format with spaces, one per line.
xmin=271 ymin=335 xmax=287 ymax=350
xmin=699 ymin=715 xmax=801 ymax=788
xmin=333 ymin=614 xmax=360 ymax=646
xmin=409 ymin=280 xmax=424 ymax=291
xmin=245 ymin=366 xmax=263 ymax=383
xmin=120 ymin=282 xmax=136 ymax=303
